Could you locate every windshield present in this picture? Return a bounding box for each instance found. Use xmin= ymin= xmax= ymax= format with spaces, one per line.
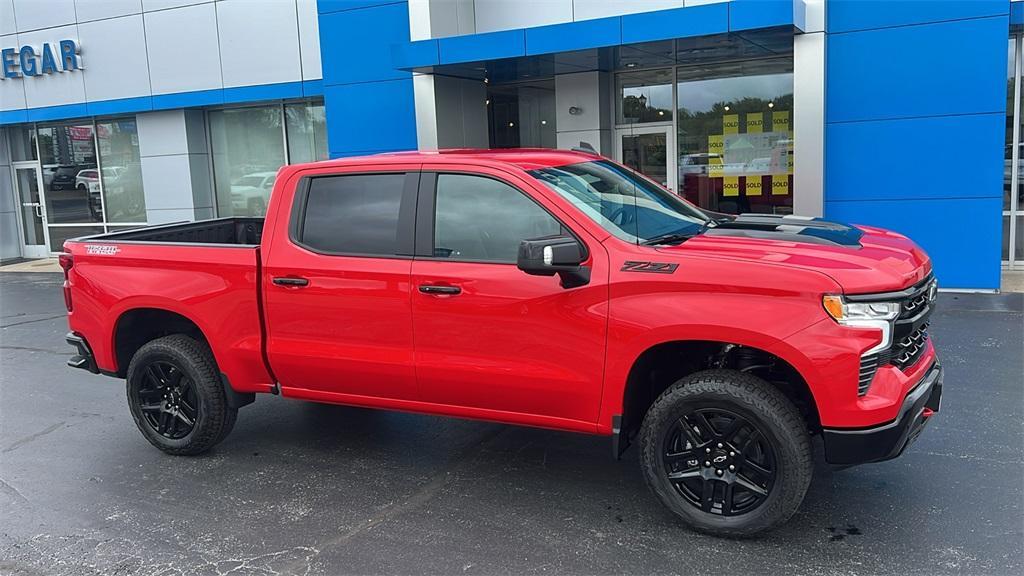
xmin=528 ymin=160 xmax=711 ymax=244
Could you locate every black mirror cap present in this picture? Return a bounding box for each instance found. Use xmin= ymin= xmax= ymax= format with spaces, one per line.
xmin=517 ymin=236 xmax=590 ymax=288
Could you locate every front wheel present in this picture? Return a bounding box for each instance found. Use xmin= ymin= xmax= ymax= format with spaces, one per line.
xmin=639 ymin=369 xmax=812 ymax=537
xmin=126 ymin=335 xmax=236 ymax=455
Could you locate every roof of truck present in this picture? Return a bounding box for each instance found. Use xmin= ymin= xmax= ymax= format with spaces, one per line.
xmin=323 ymin=148 xmax=604 ymax=171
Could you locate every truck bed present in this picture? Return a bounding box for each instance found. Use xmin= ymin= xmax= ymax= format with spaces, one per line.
xmin=79 ymin=217 xmax=264 ymax=246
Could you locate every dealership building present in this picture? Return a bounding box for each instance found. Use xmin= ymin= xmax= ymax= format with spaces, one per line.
xmin=0 ymin=0 xmax=1018 ymax=289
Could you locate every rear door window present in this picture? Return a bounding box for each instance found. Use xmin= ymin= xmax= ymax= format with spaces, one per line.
xmin=300 ymin=173 xmax=406 ymax=256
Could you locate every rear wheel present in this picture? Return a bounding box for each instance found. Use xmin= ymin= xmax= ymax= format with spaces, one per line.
xmin=126 ymin=335 xmax=236 ymax=455
xmin=639 ymin=369 xmax=812 ymax=537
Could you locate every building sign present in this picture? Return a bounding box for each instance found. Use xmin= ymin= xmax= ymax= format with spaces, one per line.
xmin=1 ymin=39 xmax=80 ymax=79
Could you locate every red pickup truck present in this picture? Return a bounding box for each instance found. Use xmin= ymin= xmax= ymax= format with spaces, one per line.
xmin=61 ymin=149 xmax=942 ymax=536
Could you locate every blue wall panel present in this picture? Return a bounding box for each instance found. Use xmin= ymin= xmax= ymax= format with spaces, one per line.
xmin=826 ymin=113 xmax=1004 ymax=202
xmin=318 ymin=0 xmax=416 ymax=157
xmin=825 ymin=197 xmax=1003 ymax=289
xmin=621 ymin=3 xmax=728 ymax=44
xmin=439 ymin=29 xmax=526 ymax=64
xmin=525 ymin=16 xmax=620 ymax=56
xmin=827 ymin=0 xmax=1008 ymax=33
xmin=730 ymin=0 xmax=804 ymax=32
xmin=320 ymin=2 xmax=412 ymax=85
xmin=824 ymin=0 xmax=1008 ymax=289
xmin=324 ymin=79 xmax=417 ymax=156
xmin=827 ymin=16 xmax=1008 ymax=123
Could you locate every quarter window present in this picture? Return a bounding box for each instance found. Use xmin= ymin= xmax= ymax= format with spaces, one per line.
xmin=433 ymin=174 xmax=562 ymax=262
xmin=301 ymin=173 xmax=406 ymax=256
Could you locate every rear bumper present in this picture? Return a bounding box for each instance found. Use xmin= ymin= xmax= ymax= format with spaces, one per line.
xmin=66 ymin=332 xmax=99 ymax=374
xmin=822 ymin=361 xmax=943 ymax=466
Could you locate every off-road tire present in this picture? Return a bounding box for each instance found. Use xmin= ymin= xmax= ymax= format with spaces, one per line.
xmin=126 ymin=335 xmax=236 ymax=455
xmin=639 ymin=369 xmax=812 ymax=537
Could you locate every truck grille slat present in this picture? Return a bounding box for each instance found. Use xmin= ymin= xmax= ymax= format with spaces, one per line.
xmin=857 ymin=274 xmax=935 ymax=396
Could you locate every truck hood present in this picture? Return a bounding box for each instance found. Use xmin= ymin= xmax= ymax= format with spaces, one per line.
xmin=660 ymin=215 xmax=932 ymax=294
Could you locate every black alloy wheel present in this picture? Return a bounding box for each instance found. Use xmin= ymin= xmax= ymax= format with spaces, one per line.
xmin=663 ymin=408 xmax=776 ymax=517
xmin=135 ymin=360 xmax=199 ymax=440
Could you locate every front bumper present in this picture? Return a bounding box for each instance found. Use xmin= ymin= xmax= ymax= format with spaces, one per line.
xmin=66 ymin=332 xmax=99 ymax=374
xmin=822 ymin=361 xmax=943 ymax=465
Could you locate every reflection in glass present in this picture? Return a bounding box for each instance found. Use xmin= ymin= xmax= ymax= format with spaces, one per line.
xmin=621 ymin=132 xmax=668 ymax=188
xmin=617 ymin=69 xmax=674 ymax=124
xmin=97 ymin=118 xmax=147 ymax=223
xmin=210 ymin=106 xmax=286 ymax=217
xmin=9 ymin=126 xmax=38 ymax=161
xmin=488 ymin=81 xmax=556 ymax=148
xmin=38 ymin=122 xmax=101 ymax=224
xmin=1006 ymin=37 xmax=1016 ymax=213
xmin=46 ymin=226 xmax=104 ymax=248
xmin=285 ymin=102 xmax=328 ymax=164
xmin=675 ymin=59 xmax=793 ymax=214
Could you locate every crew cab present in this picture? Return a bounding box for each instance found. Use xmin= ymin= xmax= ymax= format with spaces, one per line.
xmin=61 ymin=149 xmax=942 ymax=536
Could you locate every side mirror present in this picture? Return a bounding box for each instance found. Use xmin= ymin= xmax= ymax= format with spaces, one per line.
xmin=517 ymin=236 xmax=590 ymax=288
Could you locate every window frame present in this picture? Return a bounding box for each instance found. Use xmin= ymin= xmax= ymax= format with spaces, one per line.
xmin=414 ymin=170 xmax=588 ymax=266
xmin=288 ymin=171 xmax=419 ymax=259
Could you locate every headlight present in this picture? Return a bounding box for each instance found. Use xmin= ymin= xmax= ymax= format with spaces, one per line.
xmin=823 ymin=295 xmax=900 ymax=354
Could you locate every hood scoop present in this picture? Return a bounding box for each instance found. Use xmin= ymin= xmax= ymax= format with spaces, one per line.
xmin=704 ymin=214 xmax=864 ymax=248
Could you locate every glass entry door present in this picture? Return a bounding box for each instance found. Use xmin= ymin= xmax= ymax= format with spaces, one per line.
xmin=13 ymin=164 xmax=50 ymax=258
xmin=616 ymin=126 xmax=676 ymax=192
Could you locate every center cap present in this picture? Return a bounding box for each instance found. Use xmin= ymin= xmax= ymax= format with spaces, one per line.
xmin=711 ymin=451 xmax=729 ymax=468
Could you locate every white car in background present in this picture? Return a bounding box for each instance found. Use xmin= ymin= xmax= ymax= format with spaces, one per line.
xmin=230 ymin=171 xmax=277 ymax=216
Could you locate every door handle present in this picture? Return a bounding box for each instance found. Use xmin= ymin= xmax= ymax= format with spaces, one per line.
xmin=272 ymin=276 xmax=309 ymax=287
xmin=419 ymin=284 xmax=461 ymax=295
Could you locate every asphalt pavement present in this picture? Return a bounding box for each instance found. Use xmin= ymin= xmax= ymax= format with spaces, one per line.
xmin=1 ymin=272 xmax=1021 ymax=575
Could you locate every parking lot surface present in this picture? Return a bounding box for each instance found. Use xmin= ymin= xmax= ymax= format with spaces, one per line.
xmin=1 ymin=272 xmax=1022 ymax=575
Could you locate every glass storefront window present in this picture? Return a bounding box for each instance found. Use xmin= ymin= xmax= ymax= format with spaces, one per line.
xmin=37 ymin=122 xmax=102 ymax=225
xmin=675 ymin=59 xmax=794 ymax=214
xmin=8 ymin=126 xmax=37 ymax=161
xmin=210 ymin=105 xmax=287 ymax=217
xmin=1006 ymin=37 xmax=1016 ymax=214
xmin=96 ymin=118 xmax=147 ymax=223
xmin=285 ymin=102 xmax=328 ymax=164
xmin=617 ymin=69 xmax=674 ymax=124
xmin=487 ymin=81 xmax=556 ymax=148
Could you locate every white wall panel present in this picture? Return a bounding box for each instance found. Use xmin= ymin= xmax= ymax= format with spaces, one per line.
xmin=18 ymin=25 xmax=86 ymax=107
xmin=296 ymin=0 xmax=322 ymax=80
xmin=474 ymin=0 xmax=572 ymax=33
xmin=75 ymin=0 xmax=142 ymax=22
xmin=0 ymin=1 xmax=16 ymax=36
xmin=142 ymin=0 xmax=211 ymax=10
xmin=0 ymin=34 xmax=27 ymax=110
xmin=12 ymin=0 xmax=76 ymax=32
xmin=137 ymin=109 xmax=188 ymax=156
xmin=144 ymin=2 xmax=222 ymax=95
xmin=77 ymin=15 xmax=151 ymax=101
xmin=217 ymin=0 xmax=301 ymax=88
xmin=573 ymin=0 xmax=682 ymax=22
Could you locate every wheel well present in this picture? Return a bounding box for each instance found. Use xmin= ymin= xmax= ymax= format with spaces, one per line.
xmin=113 ymin=308 xmax=208 ymax=377
xmin=621 ymin=341 xmax=820 ymax=440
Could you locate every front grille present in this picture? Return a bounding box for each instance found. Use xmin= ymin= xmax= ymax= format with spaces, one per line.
xmin=855 ymin=274 xmax=936 ymax=396
xmin=887 ymin=322 xmax=930 ymax=370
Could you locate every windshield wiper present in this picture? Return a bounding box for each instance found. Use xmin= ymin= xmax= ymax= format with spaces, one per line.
xmin=642 ymin=221 xmax=714 ymax=246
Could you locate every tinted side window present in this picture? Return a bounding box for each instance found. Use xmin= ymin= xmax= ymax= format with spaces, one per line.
xmin=302 ymin=173 xmax=405 ymax=256
xmin=434 ymin=174 xmax=561 ymax=262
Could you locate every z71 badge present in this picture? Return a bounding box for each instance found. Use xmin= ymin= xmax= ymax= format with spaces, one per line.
xmin=85 ymin=244 xmax=120 ymax=255
xmin=621 ymin=261 xmax=678 ymax=274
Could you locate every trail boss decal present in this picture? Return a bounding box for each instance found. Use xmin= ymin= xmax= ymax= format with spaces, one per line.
xmin=85 ymin=245 xmax=120 ymax=255
xmin=621 ymin=261 xmax=678 ymax=274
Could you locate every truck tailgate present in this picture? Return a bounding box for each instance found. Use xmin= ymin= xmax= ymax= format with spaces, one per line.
xmin=64 ymin=240 xmax=274 ymax=394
